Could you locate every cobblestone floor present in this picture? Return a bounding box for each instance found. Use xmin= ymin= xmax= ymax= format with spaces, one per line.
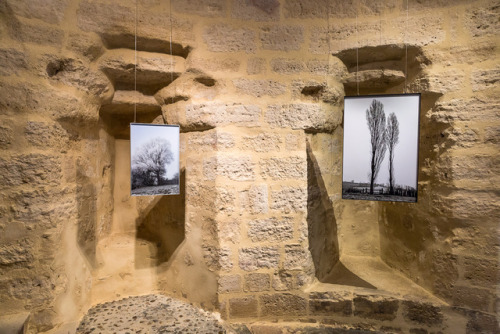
xmin=76 ymin=294 xmax=228 ymax=334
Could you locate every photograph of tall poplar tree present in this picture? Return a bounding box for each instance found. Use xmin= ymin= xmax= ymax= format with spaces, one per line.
xmin=342 ymin=94 xmax=420 ymax=202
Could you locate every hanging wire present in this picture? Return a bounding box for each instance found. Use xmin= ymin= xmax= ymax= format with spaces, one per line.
xmin=169 ymin=0 xmax=174 ymax=106
xmin=404 ymin=0 xmax=409 ymax=94
xmin=356 ymin=0 xmax=359 ymax=96
xmin=134 ymin=0 xmax=137 ymax=123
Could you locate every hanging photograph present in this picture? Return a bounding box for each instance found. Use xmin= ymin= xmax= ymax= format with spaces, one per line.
xmin=342 ymin=94 xmax=420 ymax=202
xmin=130 ymin=123 xmax=180 ymax=196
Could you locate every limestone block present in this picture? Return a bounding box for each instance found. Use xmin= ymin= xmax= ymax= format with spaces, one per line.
xmin=270 ymin=58 xmax=306 ymax=74
xmin=171 ymin=0 xmax=226 ymax=17
xmin=402 ymin=301 xmax=443 ymax=325
xmin=0 ymin=48 xmax=28 ymax=76
xmin=466 ymin=4 xmax=500 ymax=37
xmin=484 ymin=126 xmax=500 ymax=144
xmin=425 ymin=42 xmax=496 ymax=66
xmin=270 ymin=186 xmax=307 ymax=214
xmin=247 ymin=218 xmax=293 ymax=243
xmin=465 ymin=310 xmax=499 ymax=334
xmin=239 ymin=247 xmax=279 ymax=271
xmin=187 ymin=56 xmax=240 ymax=73
xmin=0 ymin=242 xmax=34 ymax=266
xmin=443 ymin=126 xmax=480 ymax=148
xmin=284 ymin=0 xmax=398 ymax=18
xmin=309 ymin=26 xmax=329 ymax=55
xmin=66 ymin=32 xmax=105 ymax=62
xmin=259 ymin=293 xmax=307 ymax=316
xmin=283 ymin=244 xmax=312 ymax=270
xmin=232 ymin=0 xmax=280 ymax=21
xmin=353 ymin=295 xmax=399 ymax=321
xmin=219 ymin=220 xmax=240 ymax=245
xmin=411 ymin=69 xmax=465 ymax=94
xmin=218 ymin=275 xmax=241 ymax=293
xmin=471 ymin=67 xmax=500 ymax=91
xmin=247 ymin=57 xmax=266 ymax=75
xmin=309 ymin=291 xmax=353 ymax=316
xmin=342 ymin=69 xmax=405 ymax=89
xmin=444 ymin=154 xmax=500 ymax=183
xmin=266 ymin=104 xmax=339 ymax=133
xmin=185 ymin=103 xmax=261 ymax=129
xmin=186 ymin=184 xmax=216 ymax=210
xmin=240 ymin=185 xmax=268 ymax=214
xmin=203 ymin=155 xmax=256 ymax=181
xmin=203 ymin=24 xmax=256 ymax=53
xmin=24 ymin=121 xmax=71 ymax=151
xmin=463 ymin=256 xmax=499 ymax=286
xmin=452 ymin=285 xmax=492 ymax=313
xmin=0 ymin=122 xmax=13 ymax=149
xmin=285 ymin=132 xmax=305 ymax=151
xmin=283 ymin=0 xmax=330 ymax=18
xmin=260 ymin=156 xmax=307 ymax=180
xmin=203 ymin=245 xmax=232 ymax=271
xmin=241 ymin=133 xmax=281 ymax=152
xmin=431 ymin=97 xmax=500 ymax=123
xmin=3 ymin=275 xmax=55 ymax=307
xmin=10 ymin=18 xmax=64 ymax=46
xmin=244 ymin=273 xmax=270 ymax=292
xmin=215 ymin=187 xmax=236 ymax=214
xmin=2 ymin=0 xmax=69 ymax=24
xmin=445 ymin=190 xmax=500 ymax=220
xmin=229 ymin=296 xmax=258 ymax=318
xmin=260 ymin=25 xmax=304 ymax=51
xmin=272 ymin=271 xmax=293 ymax=291
xmin=233 ymin=79 xmax=287 ymax=97
xmin=0 ymin=154 xmax=61 ymax=188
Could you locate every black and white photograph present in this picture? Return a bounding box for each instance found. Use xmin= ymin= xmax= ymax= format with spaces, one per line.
xmin=342 ymin=94 xmax=420 ymax=202
xmin=130 ymin=123 xmax=180 ymax=196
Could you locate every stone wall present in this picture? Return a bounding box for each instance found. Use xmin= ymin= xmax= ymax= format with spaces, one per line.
xmin=0 ymin=0 xmax=498 ymax=333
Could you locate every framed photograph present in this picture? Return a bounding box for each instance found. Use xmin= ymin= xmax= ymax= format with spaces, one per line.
xmin=342 ymin=94 xmax=420 ymax=203
xmin=130 ymin=123 xmax=180 ymax=196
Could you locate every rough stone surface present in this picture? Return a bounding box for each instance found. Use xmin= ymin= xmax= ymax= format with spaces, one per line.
xmin=203 ymin=24 xmax=256 ymax=53
xmin=270 ymin=58 xmax=306 ymax=74
xmin=247 ymin=218 xmax=294 ymax=243
xmin=244 ymin=273 xmax=270 ymax=292
xmin=171 ymin=0 xmax=226 ymax=17
xmin=0 ymin=48 xmax=28 ymax=76
xmin=239 ymin=247 xmax=279 ymax=271
xmin=260 ymin=25 xmax=304 ymax=51
xmin=186 ymin=103 xmax=261 ymax=128
xmin=353 ymin=295 xmax=399 ymax=321
xmin=0 ymin=154 xmax=61 ymax=188
xmin=218 ymin=275 xmax=242 ymax=294
xmin=266 ymin=104 xmax=339 ymax=132
xmin=247 ymin=58 xmax=267 ymax=75
xmin=233 ymin=79 xmax=287 ymax=97
xmin=260 ymin=293 xmax=307 ymax=316
xmin=232 ymin=0 xmax=280 ymax=21
xmin=283 ymin=244 xmax=312 ymax=270
xmin=260 ymin=156 xmax=306 ymax=180
xmin=403 ymin=301 xmax=443 ymax=326
xmin=76 ymin=295 xmax=229 ymax=333
xmin=241 ymin=133 xmax=281 ymax=152
xmin=240 ymin=185 xmax=269 ymax=215
xmin=270 ymin=187 xmax=307 ymax=213
xmin=204 ymin=155 xmax=256 ymax=181
xmin=229 ymin=296 xmax=258 ymax=318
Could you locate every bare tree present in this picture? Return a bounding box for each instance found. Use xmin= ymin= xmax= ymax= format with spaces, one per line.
xmin=365 ymin=99 xmax=387 ymax=194
xmin=386 ymin=112 xmax=400 ymax=195
xmin=132 ymin=137 xmax=174 ymax=187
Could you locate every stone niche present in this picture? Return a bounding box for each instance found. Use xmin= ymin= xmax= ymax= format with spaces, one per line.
xmin=0 ymin=0 xmax=498 ymax=333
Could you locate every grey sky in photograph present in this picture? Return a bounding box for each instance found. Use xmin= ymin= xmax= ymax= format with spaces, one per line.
xmin=130 ymin=124 xmax=180 ymax=179
xmin=342 ymin=95 xmax=420 ymax=187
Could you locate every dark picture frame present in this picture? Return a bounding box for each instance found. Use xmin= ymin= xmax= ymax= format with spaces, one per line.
xmin=130 ymin=123 xmax=180 ymax=196
xmin=342 ymin=94 xmax=421 ymax=202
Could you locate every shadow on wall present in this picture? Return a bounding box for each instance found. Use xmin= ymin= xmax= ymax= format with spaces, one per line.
xmin=306 ymin=142 xmax=339 ymax=281
xmin=135 ymin=169 xmax=186 ymax=268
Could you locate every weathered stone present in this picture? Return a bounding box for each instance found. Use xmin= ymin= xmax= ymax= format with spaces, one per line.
xmin=232 ymin=0 xmax=280 ymax=21
xmin=285 ymin=133 xmax=305 ymax=151
xmin=188 ymin=56 xmax=241 ymax=73
xmin=309 ymin=291 xmax=352 ymax=316
xmin=260 ymin=25 xmax=304 ymax=51
xmin=247 ymin=57 xmax=266 ymax=75
xmin=244 ymin=273 xmax=270 ymax=292
xmin=171 ymin=0 xmax=226 ymax=17
xmin=465 ymin=310 xmax=499 ymax=334
xmin=0 ymin=122 xmax=13 ymax=149
xmin=239 ymin=247 xmax=279 ymax=271
xmin=271 ymin=58 xmax=306 ymax=74
xmin=284 ymin=244 xmax=313 ymax=271
xmin=260 ymin=156 xmax=306 ymax=180
xmin=229 ymin=296 xmax=258 ymax=318
xmin=466 ymin=4 xmax=500 ymax=37
xmin=353 ymin=295 xmax=399 ymax=321
xmin=260 ymin=293 xmax=307 ymax=316
xmin=24 ymin=122 xmax=69 ymax=151
xmin=10 ymin=19 xmax=64 ymax=46
xmin=233 ymin=79 xmax=287 ymax=97
xmin=67 ymin=32 xmax=105 ymax=61
xmin=0 ymin=154 xmax=61 ymax=188
xmin=0 ymin=48 xmax=28 ymax=76
xmin=272 ymin=271 xmax=293 ymax=291
xmin=186 ymin=184 xmax=216 ymax=209
xmin=342 ymin=69 xmax=405 ymax=89
xmin=0 ymin=241 xmax=34 ymax=266
xmin=218 ymin=275 xmax=241 ymax=293
xmin=203 ymin=245 xmax=232 ymax=271
xmin=309 ymin=26 xmax=330 ymax=55
xmin=247 ymin=218 xmax=293 ymax=242
xmin=443 ymin=126 xmax=480 ymax=148
xmin=185 ymin=103 xmax=261 ymax=129
xmin=203 ymin=155 xmax=256 ymax=181
xmin=3 ymin=0 xmax=69 ymax=24
xmin=452 ymin=285 xmax=492 ymax=313
xmin=431 ymin=97 xmax=500 ymax=123
xmin=471 ymin=67 xmax=500 ymax=91
xmin=484 ymin=126 xmax=500 ymax=144
xmin=403 ymin=301 xmax=443 ymax=325
xmin=219 ymin=220 xmax=240 ymax=245
xmin=203 ymin=24 xmax=256 ymax=53
xmin=283 ymin=0 xmax=330 ymax=18
xmin=240 ymin=185 xmax=268 ymax=215
xmin=241 ymin=133 xmax=281 ymax=152
xmin=215 ymin=188 xmax=236 ymax=214
xmin=270 ymin=186 xmax=307 ymax=213
xmin=445 ymin=190 xmax=500 ymax=220
xmin=463 ymin=256 xmax=499 ymax=286
xmin=266 ymin=104 xmax=339 ymax=132
xmin=285 ymin=0 xmax=398 ymax=19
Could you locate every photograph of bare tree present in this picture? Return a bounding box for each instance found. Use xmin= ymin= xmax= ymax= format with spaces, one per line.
xmin=130 ymin=123 xmax=180 ymax=196
xmin=342 ymin=94 xmax=420 ymax=202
